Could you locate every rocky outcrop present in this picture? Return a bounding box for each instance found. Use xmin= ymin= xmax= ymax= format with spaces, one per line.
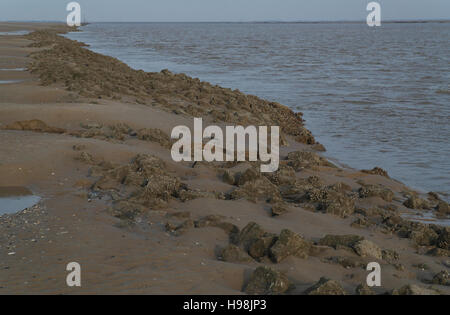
xmin=2 ymin=119 xmax=66 ymax=134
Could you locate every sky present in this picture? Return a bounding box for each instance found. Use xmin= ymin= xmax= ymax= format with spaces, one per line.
xmin=1 ymin=0 xmax=449 ymax=22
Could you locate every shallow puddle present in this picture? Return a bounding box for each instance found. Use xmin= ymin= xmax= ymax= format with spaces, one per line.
xmin=402 ymin=212 xmax=450 ymax=227
xmin=0 ymin=187 xmax=40 ymax=216
xmin=0 ymin=30 xmax=30 ymax=36
xmin=0 ymin=68 xmax=26 ymax=71
xmin=0 ymin=80 xmax=23 ymax=84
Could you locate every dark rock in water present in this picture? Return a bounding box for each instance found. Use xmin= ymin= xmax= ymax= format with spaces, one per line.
xmin=358 ymin=185 xmax=394 ymax=202
xmin=361 ymin=167 xmax=390 ymax=178
xmin=318 ymin=234 xmax=364 ymax=250
xmin=269 ymin=229 xmax=311 ymax=263
xmin=355 ymin=284 xmax=376 ymax=295
xmin=431 ymin=270 xmax=449 ymax=286
xmin=244 ymin=266 xmax=291 ymax=295
xmin=311 ymin=143 xmax=326 ymax=152
xmin=428 ymin=192 xmax=441 ymax=201
xmin=220 ymin=244 xmax=253 ymax=263
xmin=436 ymin=201 xmax=450 ymax=216
xmin=403 ymin=195 xmax=431 ymax=210
xmin=304 ymin=277 xmax=347 ymax=295
xmin=391 ymin=284 xmax=439 ymax=295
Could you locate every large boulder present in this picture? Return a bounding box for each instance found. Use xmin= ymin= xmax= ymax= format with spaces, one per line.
xmin=269 ymin=229 xmax=311 ymax=263
xmin=244 ymin=266 xmax=291 ymax=295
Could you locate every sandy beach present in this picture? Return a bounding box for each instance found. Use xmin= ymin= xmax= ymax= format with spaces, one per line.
xmin=0 ymin=22 xmax=449 ymax=295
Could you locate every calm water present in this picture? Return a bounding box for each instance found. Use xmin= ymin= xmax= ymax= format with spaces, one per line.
xmin=67 ymin=22 xmax=450 ymax=199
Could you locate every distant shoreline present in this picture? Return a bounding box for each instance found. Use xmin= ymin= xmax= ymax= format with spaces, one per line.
xmin=1 ymin=20 xmax=450 ymax=24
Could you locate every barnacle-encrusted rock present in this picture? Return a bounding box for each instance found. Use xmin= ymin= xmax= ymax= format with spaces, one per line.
xmin=304 ymin=277 xmax=347 ymax=295
xmin=244 ymin=266 xmax=291 ymax=295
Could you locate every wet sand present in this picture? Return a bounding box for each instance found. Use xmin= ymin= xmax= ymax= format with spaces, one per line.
xmin=0 ymin=22 xmax=449 ymax=295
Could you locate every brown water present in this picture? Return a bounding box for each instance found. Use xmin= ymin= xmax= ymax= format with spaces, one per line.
xmin=67 ymin=22 xmax=450 ymax=200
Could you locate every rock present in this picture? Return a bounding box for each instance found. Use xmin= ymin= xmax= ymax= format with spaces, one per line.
xmin=318 ymin=235 xmax=364 ymax=250
xmin=74 ymin=151 xmax=95 ymax=164
xmin=237 ymin=168 xmax=260 ymax=186
xmin=2 ymin=119 xmax=66 ymax=134
xmin=165 ymin=219 xmax=194 ymax=236
xmin=361 ymin=167 xmax=390 ymax=178
xmin=353 ymin=240 xmax=383 ymax=260
xmin=264 ymin=165 xmax=296 ymax=186
xmin=244 ymin=266 xmax=291 ymax=295
xmin=403 ymin=195 xmax=431 ymax=210
xmin=235 ymin=222 xmax=266 ymax=249
xmin=269 ymin=229 xmax=311 ymax=263
xmin=323 ymin=256 xmax=365 ymax=269
xmin=392 ymin=284 xmax=439 ymax=295
xmin=286 ymin=151 xmax=335 ymax=171
xmin=72 ymin=144 xmax=86 ymax=151
xmin=136 ymin=128 xmax=171 ymax=148
xmin=304 ymin=277 xmax=347 ymax=295
xmin=271 ymin=204 xmax=288 ymax=217
xmin=230 ymin=177 xmax=282 ymax=203
xmin=222 ymin=170 xmax=236 ymax=185
xmin=355 ymin=284 xmax=376 ymax=295
xmin=437 ymin=227 xmax=450 ymax=250
xmin=436 ymin=201 xmax=450 ymax=216
xmin=220 ymin=245 xmax=253 ymax=263
xmin=359 ymin=185 xmax=394 ymax=202
xmin=410 ymin=227 xmax=439 ymax=247
xmin=307 ymin=186 xmax=355 ymax=218
xmin=248 ymin=235 xmax=277 ymax=260
xmin=431 ymin=270 xmax=449 ymax=286
xmin=382 ymin=249 xmax=399 ymax=263
xmin=427 ymin=247 xmax=450 ymax=257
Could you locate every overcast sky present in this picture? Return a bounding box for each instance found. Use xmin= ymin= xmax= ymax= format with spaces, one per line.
xmin=1 ymin=0 xmax=449 ymax=22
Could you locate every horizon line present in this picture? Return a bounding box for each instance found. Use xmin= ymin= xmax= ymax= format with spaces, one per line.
xmin=1 ymin=19 xmax=450 ymax=24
